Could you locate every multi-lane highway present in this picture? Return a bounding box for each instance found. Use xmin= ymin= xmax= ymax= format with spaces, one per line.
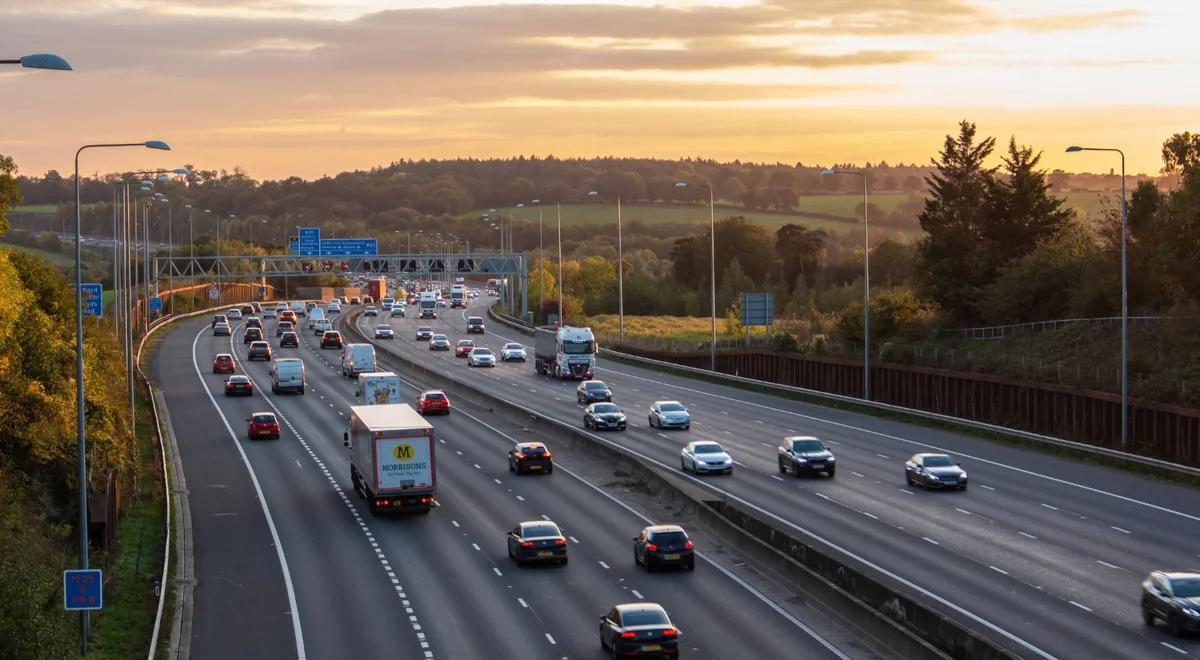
xmin=150 ymin=310 xmax=857 ymax=659
xmin=346 ymin=295 xmax=1200 ymax=659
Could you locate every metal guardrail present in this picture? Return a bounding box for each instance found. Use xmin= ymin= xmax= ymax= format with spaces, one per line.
xmin=484 ymin=306 xmax=1200 ymax=479
xmin=950 ymin=316 xmax=1171 ymax=340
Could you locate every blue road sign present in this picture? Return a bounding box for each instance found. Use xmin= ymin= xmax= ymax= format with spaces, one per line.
xmin=740 ymin=292 xmax=774 ymax=326
xmin=73 ymin=283 xmax=104 ymax=318
xmin=320 ymin=238 xmax=377 ymax=256
xmin=288 ymin=236 xmax=299 ymax=255
xmin=259 ymin=286 xmax=267 ymax=296
xmin=64 ymin=569 xmax=103 ymax=611
xmin=149 ymin=296 xmax=162 ymax=313
xmin=298 ymin=227 xmax=321 ymax=256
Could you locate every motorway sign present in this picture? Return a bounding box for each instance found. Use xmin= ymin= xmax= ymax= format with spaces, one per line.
xmin=288 ymin=236 xmax=299 ymax=255
xmin=73 ymin=283 xmax=104 ymax=318
xmin=63 ymin=569 xmax=102 ymax=611
xmin=209 ymin=285 xmax=220 ymax=300
xmin=740 ymin=292 xmax=774 ymax=327
xmin=298 ymin=227 xmax=321 ymax=256
xmin=320 ymin=238 xmax=377 ymax=256
xmin=259 ymin=285 xmax=267 ymax=296
xmin=149 ymin=297 xmax=162 ymax=313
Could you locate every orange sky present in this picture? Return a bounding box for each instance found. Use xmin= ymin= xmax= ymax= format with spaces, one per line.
xmin=0 ymin=0 xmax=1195 ymax=179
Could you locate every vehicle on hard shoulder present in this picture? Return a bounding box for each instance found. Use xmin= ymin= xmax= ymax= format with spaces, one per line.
xmin=344 ymin=403 xmax=436 ymax=514
xmin=534 ymin=325 xmax=596 ymax=380
xmin=778 ymin=436 xmax=836 ymax=478
xmin=246 ymin=412 xmax=280 ymax=440
xmin=271 ymin=358 xmax=305 ymax=394
xmin=341 ymin=343 xmax=377 ymax=378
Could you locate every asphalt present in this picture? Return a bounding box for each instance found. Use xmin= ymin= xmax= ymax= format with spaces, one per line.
xmin=346 ymin=296 xmax=1200 ymax=659
xmin=150 ymin=309 xmax=854 ymax=659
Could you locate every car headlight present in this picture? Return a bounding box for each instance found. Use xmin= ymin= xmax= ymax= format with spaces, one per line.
xmin=1184 ymin=608 xmax=1200 ymax=617
xmin=960 ymin=472 xmax=968 ymax=480
xmin=928 ymin=474 xmax=940 ymax=480
xmin=795 ymin=457 xmax=807 ymax=463
xmin=827 ymin=456 xmax=836 ymax=462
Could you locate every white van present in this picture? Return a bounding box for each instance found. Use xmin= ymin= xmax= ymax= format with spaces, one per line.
xmin=307 ymin=307 xmax=326 ymax=330
xmin=271 ymin=358 xmax=306 ymax=394
xmin=341 ymin=343 xmax=377 ymax=378
xmin=291 ymin=301 xmax=306 ymax=318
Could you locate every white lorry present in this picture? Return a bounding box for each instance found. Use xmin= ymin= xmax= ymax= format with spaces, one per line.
xmin=356 ymin=372 xmax=403 ymax=405
xmin=534 ymin=325 xmax=597 ymax=380
xmin=344 ymin=404 xmax=436 ymax=514
xmin=449 ymin=284 xmax=466 ymax=309
xmin=418 ymin=291 xmax=438 ymax=319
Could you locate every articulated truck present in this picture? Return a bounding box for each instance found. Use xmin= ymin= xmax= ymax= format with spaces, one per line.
xmin=534 ymin=325 xmax=597 ymax=380
xmin=345 ymin=404 xmax=436 ymax=514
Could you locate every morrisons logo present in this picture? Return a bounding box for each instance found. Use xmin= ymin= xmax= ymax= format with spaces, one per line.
xmin=392 ymin=443 xmax=415 ymax=461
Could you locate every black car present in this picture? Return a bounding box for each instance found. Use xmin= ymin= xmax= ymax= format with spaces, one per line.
xmin=599 ymin=603 xmax=679 ymax=659
xmin=507 ymin=520 xmax=567 ymax=565
xmin=415 ymin=326 xmax=433 ymax=341
xmin=633 ymin=525 xmax=695 ymax=571
xmin=243 ymin=327 xmax=264 ymax=344
xmin=905 ymin=453 xmax=967 ymax=490
xmin=276 ymin=321 xmax=293 ymax=338
xmin=245 ymin=317 xmax=262 ymax=330
xmin=778 ymin=436 xmax=836 ymax=478
xmin=508 ymin=442 xmax=553 ymax=474
xmin=584 ymin=402 xmax=626 ymax=431
xmin=321 ymin=330 xmax=343 ymax=349
xmin=429 ymin=335 xmax=450 ymax=351
xmin=247 ymin=340 xmax=272 ymax=361
xmin=577 ymin=380 xmax=613 ymax=404
xmin=279 ymin=331 xmax=299 ymax=348
xmin=1142 ymin=571 xmax=1200 ymax=636
xmin=223 ymin=375 xmax=253 ymax=397
xmin=466 ymin=316 xmax=486 ymax=334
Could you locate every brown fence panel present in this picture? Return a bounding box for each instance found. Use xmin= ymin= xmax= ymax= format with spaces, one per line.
xmin=610 ymin=345 xmax=1200 ymax=468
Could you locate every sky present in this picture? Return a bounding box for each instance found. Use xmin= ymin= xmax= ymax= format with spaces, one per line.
xmin=0 ymin=0 xmax=1196 ymax=180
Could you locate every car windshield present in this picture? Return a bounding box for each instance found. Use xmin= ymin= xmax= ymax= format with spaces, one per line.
xmin=593 ymin=404 xmax=620 ymax=413
xmin=469 ymin=318 xmax=482 ymax=324
xmin=562 ymin=340 xmax=594 ymax=355
xmin=216 ymin=355 xmax=231 ymax=361
xmin=621 ymin=609 xmax=669 ymax=627
xmin=659 ymin=403 xmax=685 ymax=412
xmin=229 ymin=376 xmax=248 ymax=383
xmin=377 ymin=325 xmax=390 ymax=330
xmin=923 ymin=455 xmax=955 ymax=467
xmin=473 ymin=349 xmax=492 ymax=356
xmin=1170 ymin=577 xmax=1200 ymax=597
xmin=504 ymin=344 xmax=523 ymax=350
xmin=649 ymin=531 xmax=686 ymax=543
xmin=424 ymin=392 xmax=445 ymax=400
xmin=791 ymin=439 xmax=824 ymax=452
xmin=521 ymin=523 xmax=560 ymax=538
xmin=252 ymin=414 xmax=275 ymax=423
xmin=693 ymin=444 xmax=723 ymax=454
xmin=458 ymin=341 xmax=474 ymax=346
xmin=521 ymin=445 xmax=546 ymax=454
xmin=585 ymin=382 xmax=607 ymax=390
xmin=251 ymin=342 xmax=268 ymax=348
xmin=433 ymin=335 xmax=446 ymax=342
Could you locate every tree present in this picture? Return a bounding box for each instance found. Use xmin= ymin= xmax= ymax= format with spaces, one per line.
xmin=1161 ymin=132 xmax=1200 ymax=176
xmin=984 ymin=138 xmax=1072 ymax=270
xmin=774 ymin=223 xmax=825 ymax=290
xmin=870 ymin=239 xmax=917 ymax=287
xmin=836 ymin=286 xmax=921 ymax=347
xmin=0 ymin=154 xmax=20 ymax=236
xmin=719 ymin=176 xmax=748 ymax=203
xmin=916 ymin=120 xmax=998 ymax=322
xmin=715 ymin=257 xmax=755 ymax=315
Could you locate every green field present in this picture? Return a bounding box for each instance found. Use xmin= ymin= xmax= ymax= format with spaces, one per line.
xmin=0 ymin=242 xmax=75 ymax=269
xmin=11 ymin=203 xmax=58 ymax=214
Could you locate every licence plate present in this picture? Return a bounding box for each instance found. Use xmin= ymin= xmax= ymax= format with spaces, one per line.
xmin=663 ymin=554 xmax=680 ymax=560
xmin=642 ymin=645 xmax=662 ymax=652
xmin=537 ymin=551 xmax=554 ymax=557
xmin=528 ymin=465 xmax=542 ymax=471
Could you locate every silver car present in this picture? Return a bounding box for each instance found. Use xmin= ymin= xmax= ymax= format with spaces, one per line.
xmin=500 ymin=343 xmax=527 ymax=362
xmin=681 ymin=441 xmax=733 ymax=475
xmin=649 ymin=401 xmax=690 ymax=430
xmin=213 ymin=321 xmax=232 ymax=336
xmin=467 ymin=347 xmax=496 ymax=367
xmin=374 ymin=324 xmax=394 ymax=339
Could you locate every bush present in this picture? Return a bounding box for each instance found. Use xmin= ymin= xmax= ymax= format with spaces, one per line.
xmin=809 ymin=333 xmax=829 ymax=354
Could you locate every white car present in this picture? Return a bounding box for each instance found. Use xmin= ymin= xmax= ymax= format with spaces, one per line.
xmin=681 ymin=441 xmax=733 ymax=475
xmin=364 ymin=306 xmax=378 ymax=316
xmin=227 ymin=308 xmax=243 ymax=320
xmin=275 ymin=302 xmax=289 ymax=312
xmin=390 ymin=306 xmax=405 ymax=318
xmin=649 ymin=401 xmax=691 ymax=430
xmin=213 ymin=321 xmax=232 ymax=336
xmin=467 ymin=347 xmax=496 ymax=367
xmin=500 ymin=343 xmax=527 ymax=362
xmin=262 ymin=308 xmax=277 ymax=319
xmin=374 ymin=324 xmax=394 ymax=339
xmin=326 ymin=303 xmax=341 ymax=315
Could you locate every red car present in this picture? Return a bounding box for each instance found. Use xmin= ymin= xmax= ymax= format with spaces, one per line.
xmin=455 ymin=340 xmax=476 ymax=358
xmin=224 ymin=375 xmax=253 ymax=397
xmin=247 ymin=412 xmax=280 ymax=440
xmin=417 ymin=390 xmax=450 ymax=415
xmin=212 ymin=353 xmax=236 ymax=374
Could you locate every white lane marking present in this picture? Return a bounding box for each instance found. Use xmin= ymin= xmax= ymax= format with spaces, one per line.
xmin=760 ymin=442 xmax=772 ymax=447
xmin=989 ymin=565 xmax=1008 ymax=575
xmin=189 ymin=326 xmax=307 ymax=659
xmin=900 ymin=489 xmax=914 ymax=495
xmin=1069 ymin=600 xmax=1092 ymax=612
xmin=493 ymin=567 xmax=503 ymax=577
xmin=979 ymin=484 xmax=996 ymax=491
xmin=569 ymin=536 xmax=579 ymax=544
xmin=851 ymin=471 xmax=865 ymax=478
xmin=954 ymin=507 xmax=972 ymax=516
xmin=295 ymin=460 xmax=303 ymax=469
xmin=540 ymin=514 xmax=551 ymax=521
xmin=451 ymin=520 xmax=460 ymax=528
xmin=1040 ymin=503 xmax=1059 ymax=511
xmin=1161 ymin=641 xmax=1188 ymax=655
xmin=754 ymin=419 xmax=764 ymax=424
xmin=1019 ymin=531 xmax=1038 ymax=540
xmin=632 ymin=589 xmax=643 ymax=599
xmin=658 ymin=433 xmax=668 ymax=439
xmin=770 ymin=475 xmax=784 ymax=482
xmin=922 ymin=537 xmax=939 ymax=545
xmin=439 ymin=439 xmax=446 ymax=444
xmin=516 ymin=495 xmax=525 ymax=501
xmin=1111 ymin=526 xmax=1131 ymax=534
xmin=473 ymin=463 xmax=482 ymax=470
xmin=517 ymin=598 xmax=528 ymax=608
xmin=455 ymin=450 xmax=462 ymax=455
xmin=598 ymin=561 xmax=610 ymax=569
xmin=720 ymin=410 xmax=729 ymax=415
xmin=493 ymin=478 xmax=503 ymax=485
xmin=471 ymin=543 xmax=481 ymax=551
xmin=874 ymin=453 xmax=890 ymax=459
xmin=1095 ymin=560 xmax=1126 ymax=571
xmin=544 ymin=634 xmax=556 ymax=645
xmin=861 ymin=511 xmax=879 ymax=520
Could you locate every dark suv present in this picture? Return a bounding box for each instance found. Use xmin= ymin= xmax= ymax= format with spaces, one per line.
xmin=466 ymin=316 xmax=485 ymax=334
xmin=247 ymin=341 xmax=272 ymax=361
xmin=633 ymin=525 xmax=695 ymax=571
xmin=321 ymin=330 xmax=343 ymax=349
xmin=243 ymin=327 xmax=264 ymax=344
xmin=577 ymin=380 xmax=612 ymax=404
xmin=778 ymin=436 xmax=836 ymax=478
xmin=1142 ymin=571 xmax=1200 ymax=636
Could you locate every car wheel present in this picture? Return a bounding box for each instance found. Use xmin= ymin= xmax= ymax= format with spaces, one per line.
xmin=560 ymin=557 xmax=568 ymax=566
xmin=686 ymin=559 xmax=695 ymax=571
xmin=634 ymin=548 xmax=641 ymax=566
xmin=1143 ymin=606 xmax=1155 ymax=626
xmin=1168 ymin=613 xmax=1183 ymax=637
xmin=778 ymin=458 xmax=787 ymax=474
xmin=645 ymin=557 xmax=655 ymax=573
xmin=959 ymin=483 xmax=967 ymax=491
xmin=683 ymin=424 xmax=690 ymax=430
xmin=299 ymin=387 xmax=305 ymax=395
xmin=601 ymin=630 xmax=609 ymax=650
xmin=827 ymin=467 xmax=836 ymax=478
xmin=680 ymin=457 xmax=688 ymax=472
xmin=649 ymin=415 xmax=655 ymax=428
xmin=545 ymin=465 xmax=553 ymax=474
xmin=508 ymin=461 xmax=515 ymax=473
xmin=906 ymin=473 xmax=915 ymax=486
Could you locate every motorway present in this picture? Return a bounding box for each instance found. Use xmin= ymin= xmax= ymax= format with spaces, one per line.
xmin=150 ymin=311 xmax=856 ymax=659
xmin=345 ymin=295 xmax=1200 ymax=659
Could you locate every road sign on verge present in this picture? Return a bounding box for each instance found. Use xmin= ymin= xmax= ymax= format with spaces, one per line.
xmin=64 ymin=569 xmax=102 ymax=611
xmin=320 ymin=238 xmax=377 ymax=256
xmin=73 ymin=283 xmax=103 ymax=318
xmin=259 ymin=286 xmax=267 ymax=296
xmin=209 ymin=285 xmax=220 ymax=301
xmin=149 ymin=297 xmax=162 ymax=313
xmin=740 ymin=292 xmax=774 ymax=326
xmin=288 ymin=236 xmax=299 ymax=255
xmin=298 ymin=227 xmax=321 ymax=256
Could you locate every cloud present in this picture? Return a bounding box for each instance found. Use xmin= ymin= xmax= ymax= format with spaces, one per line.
xmin=1011 ymin=9 xmax=1144 ymax=32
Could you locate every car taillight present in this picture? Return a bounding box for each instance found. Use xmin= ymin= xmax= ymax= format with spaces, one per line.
xmin=645 ymin=543 xmax=657 ymax=552
xmin=378 ymin=499 xmax=390 ymax=507
xmin=684 ymin=540 xmax=693 ymax=550
xmin=620 ymin=631 xmax=637 ymax=639
xmin=554 ymin=538 xmax=566 ymax=546
xmin=543 ymin=451 xmax=551 ymax=458
xmin=514 ymin=454 xmax=525 ymax=460
xmin=521 ymin=541 xmax=534 ymax=548
xmin=662 ymin=628 xmax=677 ymax=637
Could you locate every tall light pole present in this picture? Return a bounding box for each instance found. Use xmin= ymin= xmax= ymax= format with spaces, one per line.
xmin=557 ymin=202 xmax=564 ymax=325
xmin=588 ymin=190 xmax=624 ymax=340
xmin=186 ymin=204 xmax=194 ymax=310
xmin=531 ymin=199 xmax=545 ymax=321
xmin=822 ymin=168 xmax=871 ymax=400
xmin=73 ymin=139 xmax=170 ymax=654
xmin=1066 ymin=145 xmax=1128 ymax=449
xmin=675 ymin=181 xmax=717 ymax=371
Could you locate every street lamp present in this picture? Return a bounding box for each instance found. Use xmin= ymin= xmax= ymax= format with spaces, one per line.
xmin=1066 ymin=145 xmax=1129 ymax=449
xmin=1 ymin=52 xmax=72 ymax=70
xmin=822 ymin=168 xmax=871 ymax=400
xmin=73 ymin=138 xmax=170 ymax=654
xmin=530 ymin=199 xmax=545 ymax=321
xmin=675 ymin=181 xmax=717 ymax=371
xmin=588 ymin=190 xmax=624 ymax=341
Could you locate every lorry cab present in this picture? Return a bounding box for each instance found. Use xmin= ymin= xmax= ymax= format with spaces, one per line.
xmin=341 ymin=343 xmax=377 ymax=378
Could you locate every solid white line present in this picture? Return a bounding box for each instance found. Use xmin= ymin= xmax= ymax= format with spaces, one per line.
xmin=1069 ymin=600 xmax=1092 ymax=612
xmin=1040 ymin=503 xmax=1059 ymax=511
xmin=1019 ymin=531 xmax=1038 ymax=540
xmin=922 ymin=536 xmax=939 ymax=545
xmin=190 ymin=326 xmax=307 ymax=659
xmin=1111 ymin=526 xmax=1131 ymax=534
xmin=989 ymin=565 xmax=1008 ymax=575
xmin=1095 ymin=560 xmax=1125 ymax=571
xmin=1161 ymin=641 xmax=1188 ymax=655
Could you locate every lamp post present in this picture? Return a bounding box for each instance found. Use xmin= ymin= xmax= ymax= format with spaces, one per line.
xmin=588 ymin=190 xmax=624 ymax=341
xmin=0 ymin=53 xmax=72 ymax=70
xmin=73 ymin=139 xmax=169 ymax=654
xmin=675 ymin=181 xmax=717 ymax=371
xmin=822 ymin=168 xmax=871 ymax=400
xmin=531 ymin=199 xmax=545 ymax=322
xmin=557 ymin=202 xmax=563 ymax=325
xmin=1066 ymin=145 xmax=1129 ymax=449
